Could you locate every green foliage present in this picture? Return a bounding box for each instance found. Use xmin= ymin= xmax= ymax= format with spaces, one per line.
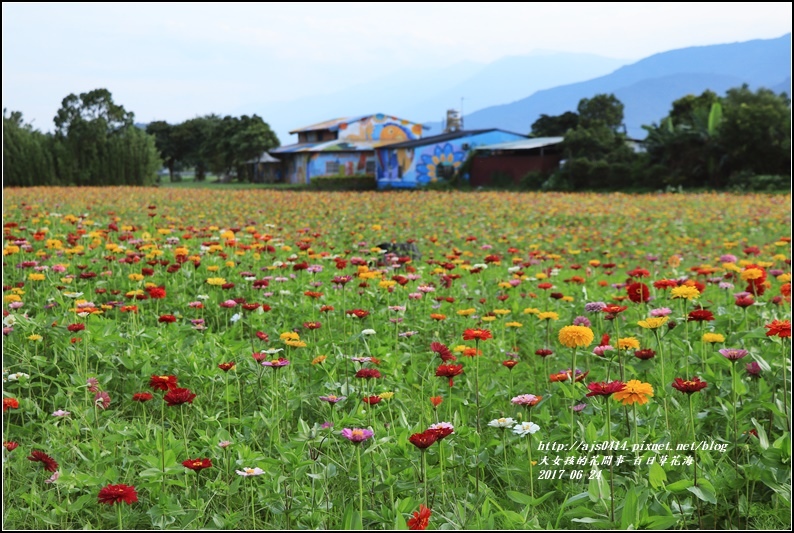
xmin=3 ymin=109 xmax=59 ymax=187
xmin=577 ymin=93 xmax=625 ymax=131
xmin=530 ymin=111 xmax=579 ymax=137
xmin=308 ymin=175 xmax=376 ymax=191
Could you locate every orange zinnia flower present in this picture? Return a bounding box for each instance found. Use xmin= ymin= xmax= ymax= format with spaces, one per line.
xmin=462 ymin=328 xmax=492 ymax=341
xmin=613 ymin=380 xmax=654 ymax=405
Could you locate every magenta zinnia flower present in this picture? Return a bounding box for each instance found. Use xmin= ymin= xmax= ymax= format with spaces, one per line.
xmin=719 ymin=348 xmax=748 ymax=361
xmin=341 ymin=428 xmax=374 ymax=444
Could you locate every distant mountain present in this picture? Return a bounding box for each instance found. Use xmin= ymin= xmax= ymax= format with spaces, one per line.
xmin=770 ymin=77 xmax=791 ymax=96
xmin=236 ymin=52 xmax=628 ymax=143
xmin=446 ymin=34 xmax=791 ymax=138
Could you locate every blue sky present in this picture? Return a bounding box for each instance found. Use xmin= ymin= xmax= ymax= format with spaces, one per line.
xmin=2 ymin=2 xmax=791 ymax=138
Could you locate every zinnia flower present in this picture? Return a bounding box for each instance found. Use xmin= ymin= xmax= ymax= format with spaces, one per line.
xmin=512 ymin=421 xmax=540 ymax=436
xmin=688 ymin=309 xmax=715 ymax=322
xmin=535 ymin=348 xmax=553 ymax=357
xmin=262 ymin=358 xmax=290 ymax=368
xmin=163 ymin=387 xmax=196 ymax=406
xmin=409 ymin=430 xmax=439 ymax=449
xmin=558 ymin=325 xmax=595 ymax=348
xmin=94 ymin=391 xmax=111 ymax=409
xmin=764 ymin=319 xmax=791 ymax=338
xmin=319 ymin=395 xmax=346 ymax=404
xmin=149 ymin=374 xmax=178 ymax=391
xmin=586 ymin=381 xmax=625 ymax=397
xmin=3 ymin=398 xmax=19 ymax=412
xmin=462 ymin=328 xmax=492 ymax=341
xmin=638 ymin=317 xmax=668 ymax=329
xmin=236 ymin=467 xmax=265 ymax=476
xmin=218 ymin=362 xmax=236 ymax=372
xmin=355 ymin=368 xmax=381 ymax=379
xmin=612 ymin=380 xmax=654 ymax=405
xmin=435 ymin=364 xmax=464 ymax=387
xmin=671 ymin=286 xmax=700 ymax=300
xmin=430 ymin=396 xmax=443 ymax=408
xmin=719 ymin=348 xmax=748 ymax=361
xmin=617 ymin=337 xmax=640 ymax=350
xmin=27 ymin=450 xmax=59 ymax=472
xmin=626 ymin=282 xmax=650 ymax=303
xmin=671 ymin=377 xmax=708 ymax=394
xmin=407 ymin=504 xmax=431 ymax=530
xmin=702 ymin=333 xmax=725 ymax=344
xmin=341 ymin=428 xmax=374 ymax=444
xmin=746 ymin=361 xmax=762 ymax=377
xmin=97 ymin=483 xmax=138 ymax=505
xmin=511 ymin=394 xmax=541 ymax=407
xmin=634 ymin=349 xmax=656 ymax=360
xmin=182 ymin=458 xmax=212 ymax=472
xmin=362 ymin=395 xmax=382 ymax=405
xmin=132 ymin=392 xmax=153 ymax=402
xmin=427 ymin=422 xmax=454 ymax=440
xmin=488 ymin=417 xmax=516 ymax=428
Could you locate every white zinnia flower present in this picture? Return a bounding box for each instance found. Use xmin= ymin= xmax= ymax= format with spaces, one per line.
xmin=512 ymin=421 xmax=540 ymax=436
xmin=361 ymin=329 xmax=376 ymax=335
xmin=488 ymin=417 xmax=516 ymax=428
xmin=236 ymin=467 xmax=265 ymax=476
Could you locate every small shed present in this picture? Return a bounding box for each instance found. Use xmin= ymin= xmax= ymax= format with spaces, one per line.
xmin=246 ymin=152 xmax=282 ymax=183
xmin=470 ymin=137 xmax=564 ymax=187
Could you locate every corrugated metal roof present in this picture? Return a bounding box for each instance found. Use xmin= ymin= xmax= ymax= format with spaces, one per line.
xmin=380 ymin=129 xmax=523 ymax=150
xmin=289 ymin=114 xmax=428 ymax=134
xmin=246 ymin=152 xmax=280 ymax=164
xmin=475 ymin=136 xmax=565 ymax=151
xmin=271 ymin=139 xmax=391 ymax=153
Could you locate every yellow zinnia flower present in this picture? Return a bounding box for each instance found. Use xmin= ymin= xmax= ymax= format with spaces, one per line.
xmin=280 ymin=332 xmax=300 ymax=341
xmin=702 ymin=333 xmax=725 ymax=344
xmin=28 ymin=334 xmax=43 ymax=342
xmin=378 ymin=392 xmax=394 ymax=400
xmin=523 ymin=307 xmax=540 ymax=315
xmin=613 ymin=380 xmax=654 ymax=405
xmin=505 ymin=321 xmax=523 ymax=328
xmin=457 ymin=308 xmax=476 ymax=316
xmin=537 ymin=312 xmax=559 ymax=321
xmin=492 ymin=309 xmax=510 ymax=315
xmin=481 ymin=316 xmax=496 ymax=322
xmin=637 ymin=317 xmax=668 ymax=329
xmin=558 ymin=325 xmax=595 ymax=348
xmin=206 ymin=277 xmax=227 ymax=286
xmin=671 ymin=286 xmax=700 ymax=300
xmin=618 ymin=337 xmax=641 ymax=350
xmin=128 ymin=273 xmax=144 ymax=282
xmin=311 ymin=355 xmax=327 ymax=365
xmin=284 ymin=340 xmax=307 ymax=348
xmin=740 ymin=268 xmax=764 ymax=281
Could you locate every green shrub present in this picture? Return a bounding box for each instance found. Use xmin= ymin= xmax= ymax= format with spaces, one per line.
xmin=309 ymin=174 xmax=376 ymax=191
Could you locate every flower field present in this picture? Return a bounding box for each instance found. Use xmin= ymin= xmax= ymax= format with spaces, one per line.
xmin=2 ymin=187 xmax=791 ymax=530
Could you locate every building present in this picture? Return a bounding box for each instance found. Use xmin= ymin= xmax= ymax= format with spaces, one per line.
xmin=469 ymin=137 xmax=565 ymax=187
xmin=270 ymin=114 xmax=427 ymax=184
xmin=375 ymin=129 xmax=527 ymax=189
xmin=246 ymin=152 xmax=282 ymax=183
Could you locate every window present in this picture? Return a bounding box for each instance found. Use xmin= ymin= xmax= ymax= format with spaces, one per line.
xmin=365 ymin=160 xmax=376 ymax=174
xmin=325 ymin=161 xmax=340 ymax=175
xmin=437 ymin=163 xmax=455 ymax=180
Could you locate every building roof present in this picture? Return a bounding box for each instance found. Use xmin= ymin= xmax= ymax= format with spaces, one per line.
xmin=289 ymin=114 xmax=429 ymax=134
xmin=246 ymin=152 xmax=280 ymax=164
xmin=379 ymin=129 xmax=525 ymax=150
xmin=474 ymin=136 xmax=565 ymax=151
xmin=271 ymin=139 xmax=391 ymax=154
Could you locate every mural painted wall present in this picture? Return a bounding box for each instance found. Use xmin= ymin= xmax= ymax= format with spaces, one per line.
xmin=376 ymin=130 xmax=527 ymax=189
xmin=307 ymin=153 xmax=374 ymax=180
xmin=337 ymin=114 xmax=424 ymax=143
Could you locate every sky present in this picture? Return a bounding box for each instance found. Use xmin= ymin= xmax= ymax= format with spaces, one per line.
xmin=2 ymin=2 xmax=791 ymax=138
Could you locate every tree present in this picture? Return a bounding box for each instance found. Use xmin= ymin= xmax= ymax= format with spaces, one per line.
xmin=577 ymin=93 xmax=624 ymax=131
xmin=720 ymin=84 xmax=790 ymax=179
xmin=54 ymin=88 xmax=134 ymax=137
xmin=146 ymin=121 xmax=187 ymax=182
xmin=3 ymin=109 xmax=58 ymax=187
xmin=530 ymin=111 xmax=579 ymax=137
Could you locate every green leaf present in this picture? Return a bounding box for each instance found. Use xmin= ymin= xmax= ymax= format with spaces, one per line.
xmin=506 ymin=491 xmax=533 ymax=506
xmin=649 ymin=462 xmax=667 ymax=489
xmin=644 ymin=515 xmax=680 ymax=530
xmin=665 ymin=479 xmax=694 ymax=492
xmin=751 ymin=418 xmax=770 ymax=450
xmin=686 ymin=485 xmax=717 ymax=505
xmin=620 ymin=486 xmax=638 ymax=529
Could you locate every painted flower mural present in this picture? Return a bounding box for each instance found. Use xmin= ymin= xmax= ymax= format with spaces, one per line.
xmin=416 ymin=143 xmax=466 ymax=184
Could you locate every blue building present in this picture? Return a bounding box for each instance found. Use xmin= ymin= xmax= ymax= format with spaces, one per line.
xmin=270 ymin=114 xmax=427 ymax=184
xmin=374 ymin=129 xmax=527 ymax=189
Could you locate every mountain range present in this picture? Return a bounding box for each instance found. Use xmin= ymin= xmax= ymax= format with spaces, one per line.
xmin=443 ymin=33 xmax=792 ymax=138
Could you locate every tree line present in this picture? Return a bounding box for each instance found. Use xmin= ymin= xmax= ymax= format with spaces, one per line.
xmin=3 ymin=88 xmax=280 ymax=187
xmin=526 ymin=84 xmax=791 ymax=191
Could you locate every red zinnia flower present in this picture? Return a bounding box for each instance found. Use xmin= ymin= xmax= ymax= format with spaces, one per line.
xmin=218 ymin=362 xmax=236 ymax=372
xmin=98 ymin=483 xmax=138 ymax=505
xmin=534 ymin=348 xmax=553 ymax=357
xmin=627 ymin=268 xmax=650 ymax=278
xmin=687 ymin=309 xmax=714 ymax=322
xmin=502 ymin=360 xmax=519 ymax=370
xmin=537 ymin=282 xmax=553 ymax=290
xmin=409 ymin=430 xmax=439 ymax=449
xmin=320 ymin=305 xmax=334 ymax=313
xmin=435 ymin=364 xmax=464 ymax=387
xmin=27 ymin=450 xmax=59 ymax=472
xmin=146 ymin=287 xmax=166 ymax=299
xmin=602 ymin=304 xmax=627 ymax=315
xmin=3 ymin=398 xmax=19 ymax=412
xmin=132 ymin=392 xmax=154 ymax=402
xmin=634 ymin=348 xmax=656 ymax=360
xmin=158 ymin=314 xmax=177 ymax=323
xmin=303 ymin=321 xmax=322 ymax=330
xmin=182 ymin=458 xmax=212 ymax=472
xmin=671 ymin=377 xmax=708 ymax=394
xmin=462 ymin=328 xmax=493 ymax=341
xmin=653 ymin=279 xmax=679 ymax=290
xmin=765 ymin=319 xmax=791 ymax=338
xmin=407 ymin=504 xmax=432 ymax=530
xmin=626 ymin=282 xmax=650 ymax=303
xmin=586 ymin=381 xmax=625 ymax=397
xmin=429 ymin=396 xmax=443 ymax=409
xmin=735 ymin=295 xmax=755 ymax=308
xmin=163 ymin=387 xmax=196 ymax=406
xmin=362 ymin=395 xmax=382 ymax=405
xmin=255 ymin=331 xmax=270 ymax=342
xmin=430 ymin=342 xmax=456 ymax=362
xmin=67 ymin=323 xmax=85 ymax=332
xmin=346 ymin=309 xmax=369 ymax=319
xmin=355 ymin=368 xmax=381 ymax=379
xmin=149 ymin=374 xmax=178 ymax=391
xmin=4 ymin=441 xmax=19 ymax=452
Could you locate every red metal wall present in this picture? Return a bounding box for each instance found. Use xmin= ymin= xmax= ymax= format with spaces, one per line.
xmin=470 ymin=154 xmax=562 ymax=187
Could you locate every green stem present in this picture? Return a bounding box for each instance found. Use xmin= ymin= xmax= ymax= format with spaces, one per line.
xmin=606 ymin=398 xmax=614 ymax=523
xmin=527 ymin=435 xmax=534 ymax=499
xmin=356 ymin=445 xmax=364 ymax=520
xmin=570 ymin=347 xmax=577 ymax=445
xmin=117 ymin=502 xmax=123 ymax=530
